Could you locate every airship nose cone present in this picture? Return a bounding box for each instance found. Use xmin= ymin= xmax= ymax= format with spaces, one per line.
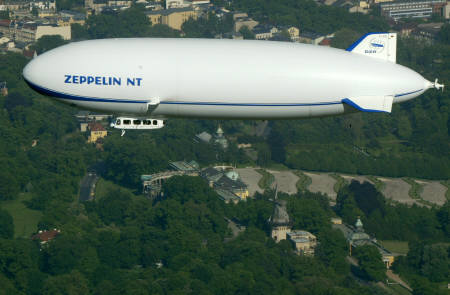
xmin=23 ymin=58 xmax=40 ymax=86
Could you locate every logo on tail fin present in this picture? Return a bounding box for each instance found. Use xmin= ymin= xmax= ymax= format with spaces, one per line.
xmin=366 ymin=38 xmax=386 ymax=54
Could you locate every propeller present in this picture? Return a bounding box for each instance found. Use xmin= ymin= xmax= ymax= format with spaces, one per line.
xmin=433 ymin=78 xmax=444 ymax=92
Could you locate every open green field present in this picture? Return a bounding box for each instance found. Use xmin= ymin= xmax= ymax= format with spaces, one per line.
xmin=380 ymin=240 xmax=409 ymax=255
xmin=95 ymin=178 xmax=138 ymax=199
xmin=1 ymin=193 xmax=42 ymax=238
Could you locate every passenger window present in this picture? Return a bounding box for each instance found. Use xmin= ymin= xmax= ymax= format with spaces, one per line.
xmin=153 ymin=120 xmax=158 ymax=125
xmin=133 ymin=120 xmax=141 ymax=125
xmin=143 ymin=120 xmax=151 ymax=125
xmin=124 ymin=120 xmax=131 ymax=125
xmin=116 ymin=119 xmax=121 ymax=125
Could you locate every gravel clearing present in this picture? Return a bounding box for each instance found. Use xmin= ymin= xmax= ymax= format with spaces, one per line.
xmin=417 ymin=181 xmax=447 ymax=206
xmin=267 ymin=170 xmax=299 ymax=195
xmin=378 ymin=177 xmax=417 ymax=206
xmin=235 ymin=168 xmax=264 ymax=196
xmin=303 ymin=172 xmax=337 ymax=200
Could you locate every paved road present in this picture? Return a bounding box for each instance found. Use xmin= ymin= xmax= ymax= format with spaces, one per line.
xmin=79 ymin=172 xmax=98 ymax=202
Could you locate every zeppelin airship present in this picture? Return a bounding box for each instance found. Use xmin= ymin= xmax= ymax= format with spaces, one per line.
xmin=23 ymin=33 xmax=443 ymax=133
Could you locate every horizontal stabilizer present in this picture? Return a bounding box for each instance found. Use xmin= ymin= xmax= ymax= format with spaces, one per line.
xmin=342 ymin=96 xmax=393 ymax=113
xmin=347 ymin=33 xmax=397 ymax=63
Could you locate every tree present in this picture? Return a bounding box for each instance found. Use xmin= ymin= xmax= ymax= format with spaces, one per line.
xmin=96 ymin=188 xmax=133 ymax=225
xmin=0 ymin=170 xmax=20 ymax=201
xmin=71 ymin=23 xmax=89 ymax=41
xmin=316 ymin=228 xmax=349 ymax=273
xmin=0 ymin=209 xmax=14 ymax=239
xmin=32 ymin=35 xmax=67 ymax=54
xmin=239 ymin=26 xmax=255 ymax=39
xmin=0 ymin=10 xmax=9 ymax=19
xmin=437 ymin=23 xmax=450 ymax=45
xmin=353 ymin=245 xmax=386 ymax=282
xmin=42 ymin=271 xmax=89 ymax=295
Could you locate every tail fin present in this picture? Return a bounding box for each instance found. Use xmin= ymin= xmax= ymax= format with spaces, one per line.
xmin=346 ymin=33 xmax=397 ymax=63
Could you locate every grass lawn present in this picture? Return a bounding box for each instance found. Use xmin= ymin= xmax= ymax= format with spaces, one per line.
xmin=255 ymin=169 xmax=275 ymax=190
xmin=380 ymin=240 xmax=409 ymax=255
xmin=95 ymin=178 xmax=138 ymax=199
xmin=388 ymin=284 xmax=412 ymax=295
xmin=1 ymin=193 xmax=42 ymax=238
xmin=294 ymin=171 xmax=312 ymax=192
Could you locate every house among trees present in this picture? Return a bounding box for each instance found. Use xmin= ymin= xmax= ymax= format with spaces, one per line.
xmin=32 ymin=229 xmax=61 ymax=246
xmin=269 ymin=200 xmax=292 ymax=242
xmin=87 ymin=122 xmax=107 ymax=143
xmin=269 ymin=200 xmax=317 ymax=256
xmin=347 ymin=218 xmax=395 ymax=268
xmin=201 ymin=167 xmax=249 ymax=201
xmin=0 ymin=81 xmax=7 ymax=96
xmin=287 ymin=230 xmax=317 ymax=256
xmin=194 ymin=126 xmax=228 ymax=148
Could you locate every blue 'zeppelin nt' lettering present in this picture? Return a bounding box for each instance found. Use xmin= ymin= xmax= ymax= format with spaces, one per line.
xmin=64 ymin=75 xmax=143 ymax=86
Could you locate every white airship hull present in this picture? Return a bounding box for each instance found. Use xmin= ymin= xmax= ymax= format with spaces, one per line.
xmin=23 ymin=37 xmax=434 ymax=120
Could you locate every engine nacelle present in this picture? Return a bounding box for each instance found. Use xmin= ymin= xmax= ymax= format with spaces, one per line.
xmin=110 ymin=117 xmax=165 ymax=130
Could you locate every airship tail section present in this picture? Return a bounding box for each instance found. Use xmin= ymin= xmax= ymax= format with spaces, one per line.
xmin=342 ymin=96 xmax=394 ymax=113
xmin=347 ymin=32 xmax=397 ymax=63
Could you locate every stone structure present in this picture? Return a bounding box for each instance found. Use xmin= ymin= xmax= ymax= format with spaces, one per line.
xmin=287 ymin=230 xmax=317 ymax=256
xmin=87 ymin=122 xmax=107 ymax=143
xmin=269 ymin=200 xmax=292 ymax=242
xmin=201 ymin=167 xmax=249 ymax=201
xmin=213 ymin=125 xmax=228 ymax=149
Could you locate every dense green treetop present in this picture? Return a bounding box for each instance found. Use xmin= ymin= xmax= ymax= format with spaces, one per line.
xmin=0 ymin=209 xmax=14 ymax=239
xmin=353 ymin=245 xmax=386 ymax=282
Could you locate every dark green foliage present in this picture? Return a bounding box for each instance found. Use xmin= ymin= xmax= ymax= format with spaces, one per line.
xmin=0 ymin=209 xmax=14 ymax=239
xmin=232 ymin=0 xmax=389 ymax=34
xmin=316 ymin=228 xmax=349 ymax=273
xmin=41 ymin=270 xmax=89 ymax=295
xmin=239 ymin=25 xmax=255 ymax=39
xmin=437 ymin=201 xmax=450 ymax=236
xmin=393 ymin=241 xmax=450 ymax=283
xmin=85 ymin=6 xmax=152 ymax=38
xmin=32 ymin=35 xmax=67 ymax=54
xmin=55 ymin=0 xmax=84 ymax=10
xmin=0 ymin=169 xmax=20 ymax=201
xmin=353 ymin=245 xmax=386 ymax=282
xmin=437 ymin=23 xmax=450 ymax=45
xmin=71 ymin=23 xmax=89 ymax=41
xmin=0 ymin=239 xmax=44 ymax=293
xmin=96 ymin=189 xmax=133 ymax=225
xmin=331 ymin=28 xmax=360 ymax=49
xmin=288 ymin=194 xmax=331 ymax=234
xmin=0 ymin=10 xmax=10 ymax=19
xmin=336 ymin=182 xmax=448 ymax=242
xmin=182 ymin=13 xmax=233 ymax=38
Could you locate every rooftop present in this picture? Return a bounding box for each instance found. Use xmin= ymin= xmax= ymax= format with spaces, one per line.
xmin=169 ymin=160 xmax=199 ymax=172
xmin=146 ymin=6 xmax=194 ymax=15
xmin=88 ymin=122 xmax=106 ymax=132
xmin=32 ymin=229 xmax=60 ymax=242
xmin=270 ymin=200 xmax=290 ymax=225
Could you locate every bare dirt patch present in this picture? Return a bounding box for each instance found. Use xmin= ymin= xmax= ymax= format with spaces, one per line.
xmin=303 ymin=172 xmax=337 ymax=200
xmin=418 ymin=181 xmax=447 ymax=206
xmin=235 ymin=168 xmax=264 ymax=196
xmin=268 ymin=170 xmax=299 ymax=195
xmin=378 ymin=177 xmax=417 ymax=206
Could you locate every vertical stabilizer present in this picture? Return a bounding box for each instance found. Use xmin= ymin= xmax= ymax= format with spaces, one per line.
xmin=346 ymin=33 xmax=397 ymax=63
